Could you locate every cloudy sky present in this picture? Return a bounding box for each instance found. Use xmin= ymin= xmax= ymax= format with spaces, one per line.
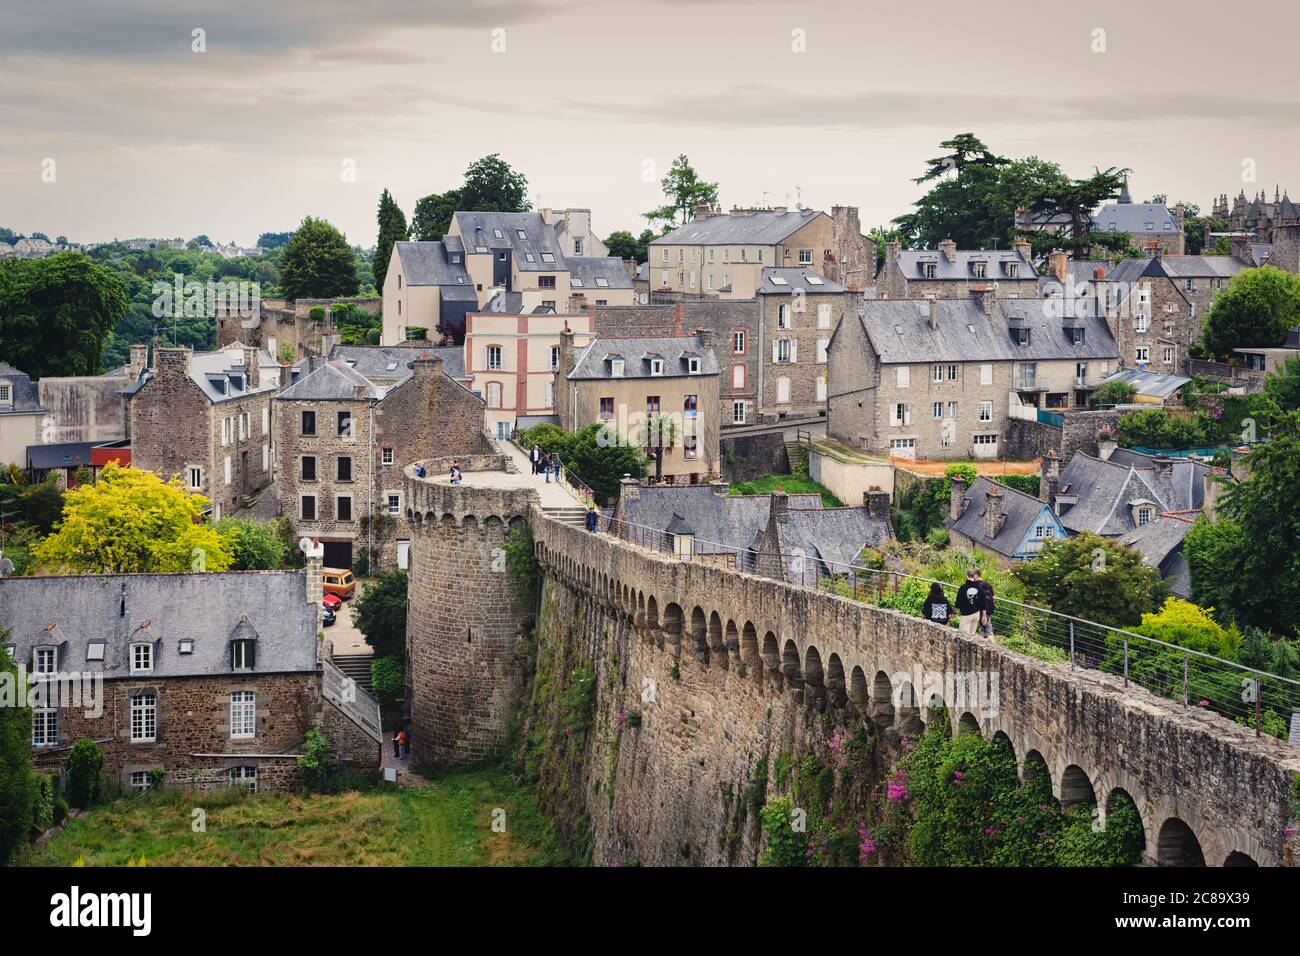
xmin=3 ymin=0 xmax=1298 ymax=247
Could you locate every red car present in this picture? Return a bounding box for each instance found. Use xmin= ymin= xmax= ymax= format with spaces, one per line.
xmin=322 ymin=593 xmax=343 ymax=612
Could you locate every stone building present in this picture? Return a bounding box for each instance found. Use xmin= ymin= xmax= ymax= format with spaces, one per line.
xmin=647 ymin=205 xmax=873 ymax=299
xmin=124 ymin=344 xmax=283 ymax=521
xmin=1090 ymin=186 xmax=1184 ymax=256
xmin=556 ymin=328 xmax=721 ymax=483
xmin=1210 ymin=188 xmax=1300 ymax=269
xmin=876 ymin=239 xmax=1039 ymax=299
xmin=755 ymin=267 xmax=851 ymax=421
xmin=275 ymin=352 xmax=485 ymax=571
xmin=946 ymin=476 xmax=1067 ymax=564
xmin=0 ymin=562 xmax=381 ymax=792
xmin=0 ymin=362 xmax=46 ymax=467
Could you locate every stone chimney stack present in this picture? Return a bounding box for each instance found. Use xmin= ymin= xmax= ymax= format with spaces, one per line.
xmin=711 ymin=480 xmax=729 ymax=496
xmin=243 ymin=345 xmax=260 ymax=389
xmin=927 ymin=295 xmax=939 ymax=331
xmin=885 ymin=238 xmax=902 ymax=280
xmin=1040 ymin=452 xmax=1061 ymax=504
xmin=949 ymin=477 xmax=968 ymax=522
xmin=619 ymin=475 xmax=641 ymax=503
xmin=695 ymin=327 xmax=712 ymax=351
xmin=1048 ymin=250 xmax=1069 ymax=284
xmin=128 ymin=343 xmax=149 ymax=380
xmin=938 ymin=238 xmax=957 ymax=263
xmin=772 ymin=490 xmax=789 ymax=525
xmin=1153 ymin=454 xmax=1174 ymax=478
xmin=864 ymin=488 xmax=890 ymax=520
xmin=971 ymin=285 xmax=994 ymax=316
xmin=693 ymin=202 xmax=716 ymax=220
xmin=155 ymin=346 xmax=192 ymax=380
xmin=412 ymin=352 xmax=442 ymax=381
xmin=984 ymin=488 xmax=1006 ymax=540
xmin=1231 ymin=233 xmax=1251 ymax=263
xmin=305 ymin=547 xmax=323 ymax=629
xmin=1015 ymin=239 xmax=1033 ymax=264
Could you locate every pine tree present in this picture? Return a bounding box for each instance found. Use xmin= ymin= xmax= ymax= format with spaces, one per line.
xmin=372 ymin=189 xmax=408 ymax=294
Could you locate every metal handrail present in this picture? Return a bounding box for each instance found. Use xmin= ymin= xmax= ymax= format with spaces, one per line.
xmin=512 ymin=433 xmax=596 ymax=504
xmin=587 ymin=512 xmax=1300 ymax=740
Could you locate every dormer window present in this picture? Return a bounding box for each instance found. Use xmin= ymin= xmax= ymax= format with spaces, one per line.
xmin=972 ymin=262 xmax=986 ymax=278
xmin=1070 ymin=327 xmax=1085 ymax=345
xmin=1005 ymin=263 xmax=1019 ymax=278
xmin=650 ymin=358 xmax=664 ymax=375
xmin=232 ymin=639 xmax=255 ymax=671
xmin=0 ymin=382 xmax=10 ymax=405
xmin=86 ymin=641 xmax=105 ymax=662
xmin=1011 ymin=328 xmax=1031 ymax=346
xmin=450 ymin=253 xmax=461 ymax=263
xmin=922 ymin=262 xmax=937 ymax=278
xmin=34 ymin=647 xmax=56 ymax=675
xmin=131 ymin=642 xmax=153 ymax=673
xmin=687 ymin=356 xmax=701 ymax=374
xmin=610 ymin=357 xmax=625 ymax=377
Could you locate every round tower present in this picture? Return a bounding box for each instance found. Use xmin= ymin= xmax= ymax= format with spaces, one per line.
xmin=403 ymin=458 xmax=539 ymax=766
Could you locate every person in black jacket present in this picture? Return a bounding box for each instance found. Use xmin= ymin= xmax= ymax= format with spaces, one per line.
xmin=976 ymin=573 xmax=996 ymax=636
xmin=921 ymin=582 xmax=953 ymax=627
xmin=956 ymin=570 xmax=985 ymax=635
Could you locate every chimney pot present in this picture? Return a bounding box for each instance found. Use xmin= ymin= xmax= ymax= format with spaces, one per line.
xmin=984 ymin=488 xmax=1006 ymax=540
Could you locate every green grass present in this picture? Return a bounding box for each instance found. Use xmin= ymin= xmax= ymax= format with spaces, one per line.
xmin=730 ymin=473 xmax=841 ymax=507
xmin=20 ymin=764 xmax=574 ymax=867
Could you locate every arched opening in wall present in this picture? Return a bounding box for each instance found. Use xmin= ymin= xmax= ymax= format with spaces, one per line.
xmin=895 ymin=680 xmax=923 ymax=733
xmin=848 ymin=665 xmax=868 ymax=708
xmin=826 ymin=654 xmax=846 ymax=707
xmin=803 ymin=646 xmax=824 ymax=687
xmin=922 ymin=695 xmax=947 ymax=730
xmin=1223 ymin=851 xmax=1258 ymax=867
xmin=1156 ymin=818 xmax=1206 ymax=867
xmin=781 ymin=639 xmax=803 ymax=688
xmin=726 ymin=620 xmax=741 ymax=660
xmin=636 ymin=591 xmax=645 ymax=622
xmin=1021 ymin=750 xmax=1052 ymax=795
xmin=423 ymin=510 xmax=435 ymax=531
xmin=1059 ymin=765 xmax=1097 ymax=808
xmin=646 ymin=596 xmax=659 ymax=629
xmin=759 ymin=630 xmax=777 ymax=668
xmin=708 ymin=611 xmax=723 ymax=651
xmin=662 ymin=602 xmax=682 ymax=639
xmin=509 ymin=515 xmax=527 ymax=535
xmin=440 ymin=513 xmax=456 ymax=531
xmin=1103 ymin=788 xmax=1146 ymax=862
xmin=689 ymin=606 xmax=708 ymax=661
xmin=958 ymin=713 xmax=982 ymax=737
xmin=871 ymin=671 xmax=895 ymax=726
xmin=992 ymin=731 xmax=1015 ymax=762
xmin=483 ymin=515 xmax=503 ymax=538
xmin=462 ymin=515 xmax=479 ymax=534
xmin=410 ymin=510 xmax=421 ymax=529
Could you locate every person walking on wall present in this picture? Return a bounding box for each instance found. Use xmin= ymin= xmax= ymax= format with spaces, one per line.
xmin=956 ymin=570 xmax=984 ymax=636
xmin=922 ymin=582 xmax=953 ymax=627
xmin=976 ymin=571 xmax=996 ymax=637
xmin=531 ymin=444 xmax=541 ymax=475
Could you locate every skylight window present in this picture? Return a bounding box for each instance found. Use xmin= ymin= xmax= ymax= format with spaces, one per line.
xmin=386 ymin=362 xmax=398 ymax=371
xmin=594 ymin=277 xmax=609 ymax=287
xmin=178 ymin=639 xmax=194 ymax=655
xmin=517 ymin=230 xmax=527 ymax=239
xmin=86 ymin=641 xmax=105 ymax=661
xmin=493 ymin=228 xmax=504 ymax=239
xmin=541 ymin=252 xmax=555 ymax=263
xmin=475 ymin=245 xmax=488 ymax=253
xmin=571 ymin=278 xmax=584 ymax=287
xmin=525 ymin=252 xmax=535 ymax=262
xmin=806 ymin=276 xmax=823 ymax=285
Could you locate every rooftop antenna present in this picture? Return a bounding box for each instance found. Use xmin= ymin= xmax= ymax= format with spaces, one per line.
xmin=795 ymin=185 xmax=803 ymax=208
xmin=762 ymin=191 xmax=769 ymax=208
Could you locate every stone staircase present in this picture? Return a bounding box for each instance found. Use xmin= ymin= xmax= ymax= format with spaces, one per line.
xmin=332 ymin=652 xmax=375 ymax=693
xmin=544 ymin=506 xmax=589 ymax=528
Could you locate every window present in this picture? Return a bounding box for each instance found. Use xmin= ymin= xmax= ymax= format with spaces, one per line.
xmin=485 ymin=382 xmax=502 ymax=408
xmin=947 ymin=365 xmax=958 ymax=381
xmin=301 ymin=410 xmax=316 ymax=436
xmin=732 ymin=400 xmax=747 ymax=424
xmin=540 ymin=253 xmax=555 ymax=263
xmin=301 ymin=456 xmax=317 ymax=481
xmin=229 ymin=766 xmax=257 ymax=792
xmin=130 ymin=692 xmax=157 ymax=743
xmin=238 ymin=412 xmax=248 ymax=440
xmin=337 ymin=456 xmax=352 ymax=481
xmin=889 ymin=438 xmax=916 ymax=454
xmin=895 ymin=366 xmax=910 ymax=388
xmin=889 ymin=403 xmax=911 ymax=427
xmin=382 ymin=448 xmax=394 ymax=467
xmin=573 ymin=239 xmax=583 ymax=255
xmin=661 ymin=249 xmax=669 ymax=263
xmin=979 ymin=401 xmax=993 ymax=422
xmin=492 ymin=228 xmax=504 ymax=239
xmin=1070 ymin=327 xmax=1085 ymax=345
xmin=1034 ymin=525 xmax=1053 ymax=539
xmin=1011 ymin=327 xmax=1031 ymax=346
xmin=980 ymin=364 xmax=993 ymax=386
xmin=301 ymin=495 xmax=316 ymax=520
xmin=687 ymin=356 xmax=701 ymax=374
xmin=232 ymin=639 xmax=255 ymax=671
xmin=221 ymin=417 xmax=231 ymax=446
xmin=487 ymin=346 xmax=503 ymax=370
xmin=1136 ymin=347 xmax=1150 ymax=363
xmin=972 ymin=262 xmax=986 ymax=278
xmin=1137 ymin=507 xmax=1152 ymax=526
xmin=611 ymin=358 xmax=625 ymax=377
xmin=337 ymin=410 xmax=352 ymax=437
xmin=733 ymin=330 xmax=746 ymax=353
xmin=178 ymin=640 xmax=193 ymax=655
xmin=973 ymin=434 xmax=998 ymax=446
xmin=597 ymin=396 xmax=615 ymax=419
xmin=817 ymin=304 xmax=831 ymax=328
xmin=817 ymin=338 xmax=828 ymax=364
xmin=683 ymin=432 xmax=698 ymax=459
xmin=798 ymin=249 xmax=813 ymax=264
xmin=650 ymin=358 xmax=664 ymax=375
xmin=188 ymin=467 xmax=203 ymax=490
xmin=1163 ymin=347 xmax=1174 ymax=364
xmin=33 ymin=709 xmax=57 ymax=747
xmin=646 ymin=396 xmax=660 ymax=414
xmin=776 ymin=339 xmax=792 ymax=363
xmin=778 ymin=304 xmax=790 ymax=329
xmin=0 ymin=383 xmax=9 ymax=404
xmin=495 ymin=421 xmax=510 ymax=440
xmin=337 ymin=496 xmax=353 ymax=521
xmin=86 ymin=641 xmax=105 ymax=661
xmin=933 ymin=401 xmax=944 ymax=419
xmin=129 ymin=771 xmax=153 ymax=791
xmin=947 ymin=401 xmax=958 ymax=418
xmin=1135 ymin=314 xmax=1148 ymax=333
xmin=551 ymin=346 xmax=561 ymax=371
xmin=1005 ymin=263 xmax=1019 ymax=278
xmin=538 ymin=276 xmax=556 ymax=289
xmin=1076 ymin=362 xmax=1088 ymax=382
xmin=131 ymin=642 xmax=153 ymax=673
xmin=921 ymin=262 xmax=937 ymax=279
xmin=732 ymin=364 xmax=746 ymax=389
xmin=933 ymin=364 xmax=944 ymax=382
xmin=683 ymin=394 xmax=698 ymax=417
xmin=231 ymin=691 xmax=256 ymax=738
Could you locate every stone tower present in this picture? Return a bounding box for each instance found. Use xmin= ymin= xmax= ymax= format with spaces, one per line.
xmin=403 ymin=460 xmax=539 ymax=766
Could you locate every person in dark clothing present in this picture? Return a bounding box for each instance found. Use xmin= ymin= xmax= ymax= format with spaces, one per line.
xmin=921 ymin=582 xmax=953 ymax=627
xmin=530 ymin=444 xmax=541 ymax=475
xmin=585 ymin=507 xmax=599 ymax=532
xmin=976 ymin=574 xmax=996 ymax=636
xmin=956 ymin=570 xmax=985 ymax=635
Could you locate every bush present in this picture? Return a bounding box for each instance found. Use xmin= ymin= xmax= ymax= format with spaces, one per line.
xmin=30 ymin=773 xmax=56 ymax=836
xmin=215 ymin=517 xmax=288 ymax=570
xmin=1093 ymin=379 xmax=1136 ymax=406
xmin=0 ymin=638 xmax=36 ymax=864
xmin=371 ymin=656 xmax=404 ymax=706
xmin=994 ymin=473 xmax=1040 ymax=497
xmin=297 ymin=729 xmax=336 ymax=793
xmin=65 ymin=739 xmax=103 ymax=809
xmin=352 ymin=571 xmax=408 ymax=659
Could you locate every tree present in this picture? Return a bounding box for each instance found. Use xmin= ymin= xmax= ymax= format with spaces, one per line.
xmin=458 ymin=154 xmax=531 ymax=213
xmin=371 ymin=188 xmax=409 ymax=294
xmin=297 ymin=729 xmax=336 ymax=793
xmin=639 ymin=412 xmax=678 ymax=482
xmin=894 ymin=135 xmax=1009 ymax=249
xmin=0 ymin=636 xmax=36 ymax=864
xmin=410 ymin=189 xmax=462 ymax=242
xmin=1264 ymin=356 xmax=1300 ymax=412
xmin=1092 ymin=379 xmax=1137 ymax=406
xmin=604 ymin=228 xmax=657 ymax=263
xmin=64 ymin=738 xmax=103 ymax=809
xmin=0 ymin=253 xmax=129 ymax=377
xmin=256 ymin=231 xmax=293 ymax=249
xmin=352 ymin=570 xmax=408 ymax=659
xmin=1184 ymin=515 xmax=1247 ymax=623
xmin=215 ymin=517 xmax=288 ymax=570
xmin=1201 ymin=266 xmax=1300 ymax=358
xmin=32 ymin=462 xmax=232 ymax=574
xmin=1013 ymin=167 xmax=1129 ymax=257
xmin=1012 ymin=532 xmax=1167 ymax=628
xmin=564 ymin=423 xmax=647 ymax=504
xmin=644 ymin=154 xmax=719 ymax=230
xmin=278 ymin=217 xmax=360 ymax=301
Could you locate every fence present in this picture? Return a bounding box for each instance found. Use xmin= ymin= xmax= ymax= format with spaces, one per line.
xmin=597 ymin=514 xmax=1300 ymax=743
xmin=322 ymin=657 xmax=383 ymax=743
xmin=512 ymin=433 xmax=596 ymax=503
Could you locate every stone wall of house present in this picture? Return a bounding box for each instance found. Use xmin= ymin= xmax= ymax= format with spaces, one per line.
xmin=720 ymin=431 xmax=789 ymax=482
xmin=38 ymin=375 xmax=129 ymax=445
xmin=1005 ymin=418 xmax=1062 ymax=460
xmin=403 ymin=468 xmax=537 ymax=766
xmin=758 ymin=291 xmax=845 ymax=420
xmin=828 ymin=206 xmax=876 ymax=291
xmin=1061 ymin=408 xmax=1124 ymax=461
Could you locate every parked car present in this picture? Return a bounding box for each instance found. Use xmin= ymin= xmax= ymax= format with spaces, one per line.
xmin=322 ymin=593 xmax=343 ymax=612
xmin=322 ymin=568 xmax=356 ymax=600
xmin=321 ymin=603 xmax=337 ymax=626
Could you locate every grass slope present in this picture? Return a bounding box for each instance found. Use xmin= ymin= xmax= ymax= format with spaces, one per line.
xmin=21 ymin=765 xmax=572 ymax=867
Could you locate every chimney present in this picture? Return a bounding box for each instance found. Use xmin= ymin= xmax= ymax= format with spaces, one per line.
xmin=938 ymin=238 xmax=957 ymax=263
xmin=1097 ymin=435 xmax=1118 ymax=460
xmin=695 ymin=327 xmax=713 ymax=351
xmin=971 ymin=285 xmax=994 ymax=316
xmin=619 ymin=475 xmax=641 ymax=502
xmin=864 ymin=488 xmax=890 ymax=521
xmin=1040 ymin=452 xmax=1060 ymax=504
xmin=1152 ymin=454 xmax=1174 ymax=478
xmin=243 ymin=345 xmax=260 ymax=389
xmin=1231 ymin=234 xmax=1251 ymax=263
xmin=984 ymin=488 xmax=1006 ymax=540
xmin=1048 ymin=250 xmax=1069 ymax=284
xmin=711 ymin=480 xmax=730 ymax=496
xmin=949 ymin=477 xmax=968 ymax=522
xmin=693 ymin=202 xmax=716 ymax=220
xmin=155 ymin=346 xmax=192 ymax=380
xmin=412 ymin=352 xmax=442 ymax=380
xmin=772 ymin=490 xmax=789 ymax=525
xmin=305 ymin=547 xmax=323 ymax=607
xmin=927 ymin=295 xmax=939 ymax=330
xmin=1015 ymin=239 xmax=1032 ymax=264
xmin=128 ymin=343 xmax=149 ymax=379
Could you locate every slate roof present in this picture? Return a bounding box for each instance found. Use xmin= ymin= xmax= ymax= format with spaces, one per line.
xmin=1117 ymin=518 xmax=1193 ymax=598
xmin=946 ymin=477 xmax=1052 ymax=559
xmin=856 ymin=299 xmax=1016 ymax=364
xmin=453 ymin=211 xmax=565 ymax=272
xmin=120 ymin=346 xmax=280 ymax=403
xmin=0 ymin=362 xmax=45 ymax=415
xmin=997 ymin=299 xmax=1119 ymax=359
xmin=0 ymin=571 xmax=319 ymax=679
xmin=26 ymin=441 xmax=98 ymax=471
xmin=481 ymin=290 xmax=524 ymax=314
xmin=1055 ymin=452 xmax=1204 ymax=536
xmin=328 ymin=344 xmax=467 ymax=383
xmin=895 ymin=247 xmax=1037 ymax=281
xmin=568 ymin=256 xmax=632 ymax=290
xmin=619 ymin=484 xmax=822 ymax=554
xmin=277 ymin=360 xmax=383 ymax=402
xmin=767 ymin=506 xmax=893 ymax=578
xmin=1093 ymin=201 xmax=1178 ymax=236
xmin=757 ymin=267 xmax=846 ymax=295
xmin=392 ymin=241 xmax=472 ymax=287
xmin=652 ymin=209 xmax=825 ymax=247
xmin=567 ymin=335 xmax=720 ymax=380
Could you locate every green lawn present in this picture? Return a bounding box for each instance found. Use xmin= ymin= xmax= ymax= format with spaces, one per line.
xmin=20 ymin=765 xmax=573 ymax=867
xmin=730 ymin=473 xmax=841 ymax=507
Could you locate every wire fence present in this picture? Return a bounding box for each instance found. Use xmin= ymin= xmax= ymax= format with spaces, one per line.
xmin=511 ymin=434 xmax=596 ymax=504
xmin=597 ymin=513 xmax=1300 ymax=743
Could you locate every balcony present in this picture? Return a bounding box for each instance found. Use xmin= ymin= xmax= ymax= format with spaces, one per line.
xmin=1015 ymin=374 xmax=1039 ymax=391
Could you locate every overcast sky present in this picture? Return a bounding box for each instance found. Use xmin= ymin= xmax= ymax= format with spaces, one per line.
xmin=3 ymin=0 xmax=1298 ymax=247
